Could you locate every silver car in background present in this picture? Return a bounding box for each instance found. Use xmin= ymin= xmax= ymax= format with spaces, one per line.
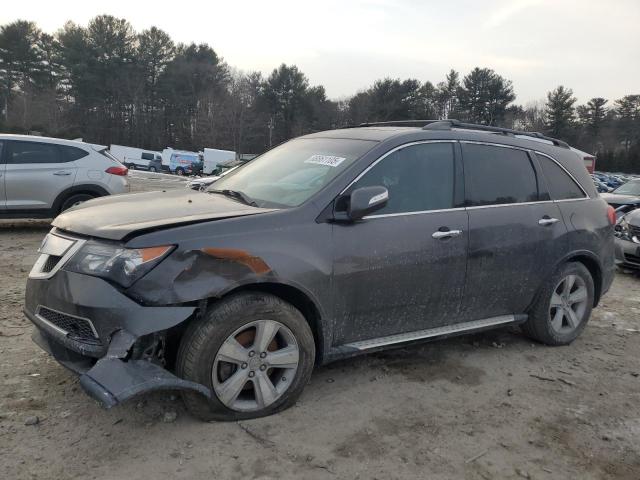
xmin=0 ymin=134 xmax=129 ymax=218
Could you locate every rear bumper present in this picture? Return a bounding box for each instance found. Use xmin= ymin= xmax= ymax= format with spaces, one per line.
xmin=25 ymin=270 xmax=210 ymax=408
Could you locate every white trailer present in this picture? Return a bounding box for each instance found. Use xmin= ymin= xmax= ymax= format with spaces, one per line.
xmin=203 ymin=148 xmax=236 ymax=175
xmin=109 ymin=144 xmax=162 ymax=171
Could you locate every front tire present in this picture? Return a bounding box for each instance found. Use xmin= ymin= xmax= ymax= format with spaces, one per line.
xmin=176 ymin=293 xmax=315 ymax=421
xmin=175 ymin=167 xmax=185 ymax=176
xmin=523 ymin=262 xmax=594 ymax=345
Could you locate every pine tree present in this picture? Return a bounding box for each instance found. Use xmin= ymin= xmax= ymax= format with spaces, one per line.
xmin=544 ymin=86 xmax=576 ymax=140
xmin=458 ymin=67 xmax=515 ymax=125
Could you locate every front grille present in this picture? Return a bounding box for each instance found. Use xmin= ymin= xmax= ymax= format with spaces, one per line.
xmin=41 ymin=255 xmax=62 ymax=273
xmin=37 ymin=307 xmax=102 ymax=346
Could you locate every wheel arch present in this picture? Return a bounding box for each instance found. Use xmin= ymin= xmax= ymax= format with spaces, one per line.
xmin=557 ymin=251 xmax=603 ymax=307
xmin=52 ymin=184 xmax=109 ymax=215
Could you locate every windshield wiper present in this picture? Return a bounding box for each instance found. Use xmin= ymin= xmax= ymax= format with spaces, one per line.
xmin=209 ymin=189 xmax=258 ymax=207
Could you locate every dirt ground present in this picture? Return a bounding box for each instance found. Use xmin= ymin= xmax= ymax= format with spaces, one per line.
xmin=1 ymin=219 xmax=639 ymax=480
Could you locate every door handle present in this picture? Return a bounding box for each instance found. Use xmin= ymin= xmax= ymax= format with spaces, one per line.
xmin=432 ymin=229 xmax=463 ymax=239
xmin=53 ymin=171 xmax=72 ymax=176
xmin=538 ymin=217 xmax=559 ymax=226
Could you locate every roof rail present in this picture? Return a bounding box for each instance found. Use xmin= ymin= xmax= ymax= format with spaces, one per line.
xmin=358 ymin=120 xmax=444 ymax=128
xmin=422 ymin=119 xmax=570 ymax=148
xmin=354 ymin=119 xmax=569 ymax=148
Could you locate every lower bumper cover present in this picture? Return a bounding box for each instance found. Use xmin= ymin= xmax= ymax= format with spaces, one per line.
xmin=34 ymin=327 xmax=211 ymax=408
xmin=80 ymin=357 xmax=210 ymax=408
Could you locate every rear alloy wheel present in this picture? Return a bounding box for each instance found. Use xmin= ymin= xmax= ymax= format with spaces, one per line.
xmin=523 ymin=262 xmax=594 ymax=345
xmin=549 ymin=274 xmax=589 ymax=335
xmin=176 ymin=293 xmax=315 ymax=421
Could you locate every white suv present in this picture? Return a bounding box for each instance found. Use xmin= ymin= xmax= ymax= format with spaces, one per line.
xmin=0 ymin=134 xmax=129 ymax=218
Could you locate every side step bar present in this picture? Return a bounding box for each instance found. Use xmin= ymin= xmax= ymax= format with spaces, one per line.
xmin=344 ymin=314 xmax=525 ymax=351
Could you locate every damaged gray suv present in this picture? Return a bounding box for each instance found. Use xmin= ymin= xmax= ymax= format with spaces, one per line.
xmin=25 ymin=120 xmax=616 ymax=420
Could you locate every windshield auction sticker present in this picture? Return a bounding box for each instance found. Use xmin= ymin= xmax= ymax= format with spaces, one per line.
xmin=304 ymin=155 xmax=346 ymax=167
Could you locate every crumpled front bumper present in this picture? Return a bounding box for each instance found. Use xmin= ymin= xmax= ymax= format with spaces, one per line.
xmin=614 ymin=237 xmax=640 ymax=269
xmin=25 ymin=270 xmax=211 ymax=408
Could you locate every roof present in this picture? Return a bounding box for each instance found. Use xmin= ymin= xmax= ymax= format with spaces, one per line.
xmin=301 ymin=120 xmax=573 ymax=153
xmin=0 ymin=133 xmax=93 ymax=147
xmin=302 ymin=126 xmax=417 ymax=142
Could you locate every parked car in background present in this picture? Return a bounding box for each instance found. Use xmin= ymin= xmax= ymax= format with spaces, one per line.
xmin=186 ymin=165 xmax=240 ymax=191
xmin=601 ymin=179 xmax=640 ymax=212
xmin=24 ymin=120 xmax=615 ymax=421
xmin=161 ymin=148 xmax=202 ymax=175
xmin=110 ymin=144 xmax=161 ymax=171
xmin=614 ymin=208 xmax=640 ymax=268
xmin=148 ymin=157 xmax=163 ymax=173
xmin=0 ymin=134 xmax=129 ymax=218
xmin=592 ymin=176 xmax=612 ymax=193
xmin=203 ymin=148 xmax=236 ymax=175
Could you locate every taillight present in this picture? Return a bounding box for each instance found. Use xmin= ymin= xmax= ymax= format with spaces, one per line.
xmin=607 ymin=205 xmax=616 ymax=225
xmin=106 ymin=166 xmax=128 ymax=176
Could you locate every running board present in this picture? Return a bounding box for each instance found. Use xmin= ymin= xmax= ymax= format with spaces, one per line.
xmin=344 ymin=315 xmax=523 ymax=351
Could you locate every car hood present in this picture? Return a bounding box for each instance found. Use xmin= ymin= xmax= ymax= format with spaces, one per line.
xmin=600 ymin=193 xmax=640 ymax=205
xmin=53 ymin=190 xmax=278 ymax=241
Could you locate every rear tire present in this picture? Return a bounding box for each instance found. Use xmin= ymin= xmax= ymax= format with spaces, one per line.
xmin=523 ymin=262 xmax=594 ymax=345
xmin=176 ymin=167 xmax=185 ymax=176
xmin=59 ymin=193 xmax=95 ymax=213
xmin=176 ymin=293 xmax=315 ymax=421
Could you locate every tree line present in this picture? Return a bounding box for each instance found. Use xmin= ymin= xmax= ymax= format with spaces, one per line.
xmin=1 ymin=16 xmax=639 ymax=172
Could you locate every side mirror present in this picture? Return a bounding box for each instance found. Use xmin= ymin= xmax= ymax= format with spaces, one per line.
xmin=347 ymin=186 xmax=389 ymax=220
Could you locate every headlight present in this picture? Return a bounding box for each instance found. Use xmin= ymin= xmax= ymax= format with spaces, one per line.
xmin=614 ymin=217 xmax=630 ymax=239
xmin=65 ymin=241 xmax=173 ymax=287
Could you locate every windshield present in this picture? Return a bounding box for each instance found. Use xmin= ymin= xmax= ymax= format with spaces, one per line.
xmin=613 ymin=181 xmax=640 ymax=196
xmin=209 ymin=138 xmax=376 ymax=207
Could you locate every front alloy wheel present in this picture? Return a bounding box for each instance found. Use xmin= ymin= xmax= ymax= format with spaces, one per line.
xmin=213 ymin=320 xmax=299 ymax=412
xmin=176 ymin=293 xmax=315 ymax=421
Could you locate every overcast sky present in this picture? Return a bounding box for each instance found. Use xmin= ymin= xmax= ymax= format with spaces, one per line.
xmin=3 ymin=0 xmax=639 ymax=104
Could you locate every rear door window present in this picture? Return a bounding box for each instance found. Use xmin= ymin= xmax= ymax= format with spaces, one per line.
xmin=352 ymin=142 xmax=456 ymax=215
xmin=6 ymin=141 xmax=63 ymax=164
xmin=462 ymin=143 xmax=539 ymax=206
xmin=536 ymin=154 xmax=586 ymax=200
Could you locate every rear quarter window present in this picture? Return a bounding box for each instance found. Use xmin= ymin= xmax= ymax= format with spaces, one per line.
xmin=536 ymin=153 xmax=586 ymax=200
xmin=58 ymin=145 xmax=89 ymax=162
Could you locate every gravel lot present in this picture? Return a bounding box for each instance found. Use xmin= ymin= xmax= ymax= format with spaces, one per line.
xmin=1 ymin=179 xmax=639 ymax=479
